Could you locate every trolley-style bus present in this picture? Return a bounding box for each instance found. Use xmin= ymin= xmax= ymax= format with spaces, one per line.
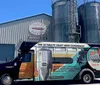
xmin=0 ymin=41 xmax=100 ymax=85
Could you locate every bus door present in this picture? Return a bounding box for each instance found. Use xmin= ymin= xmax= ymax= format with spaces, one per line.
xmin=19 ymin=51 xmax=34 ymax=79
xmin=37 ymin=49 xmax=52 ymax=81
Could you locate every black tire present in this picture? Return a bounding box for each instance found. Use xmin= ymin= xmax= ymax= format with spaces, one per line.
xmin=81 ymin=72 xmax=93 ymax=84
xmin=0 ymin=74 xmax=13 ymax=85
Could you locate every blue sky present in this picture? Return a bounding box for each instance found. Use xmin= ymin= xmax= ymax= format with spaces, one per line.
xmin=0 ymin=0 xmax=52 ymax=23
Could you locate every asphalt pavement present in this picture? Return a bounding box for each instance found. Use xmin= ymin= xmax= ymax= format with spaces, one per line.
xmin=12 ymin=80 xmax=100 ymax=85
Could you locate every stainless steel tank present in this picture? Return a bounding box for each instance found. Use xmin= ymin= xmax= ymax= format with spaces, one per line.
xmin=52 ymin=0 xmax=77 ymax=42
xmin=37 ymin=49 xmax=52 ymax=81
xmin=78 ymin=2 xmax=100 ymax=43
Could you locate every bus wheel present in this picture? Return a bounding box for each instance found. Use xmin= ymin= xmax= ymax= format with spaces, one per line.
xmin=0 ymin=74 xmax=13 ymax=85
xmin=82 ymin=72 xmax=93 ymax=84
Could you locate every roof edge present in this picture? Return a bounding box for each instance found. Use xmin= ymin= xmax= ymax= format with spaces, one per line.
xmin=0 ymin=13 xmax=52 ymax=25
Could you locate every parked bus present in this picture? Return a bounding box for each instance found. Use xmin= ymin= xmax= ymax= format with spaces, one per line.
xmin=0 ymin=41 xmax=100 ymax=85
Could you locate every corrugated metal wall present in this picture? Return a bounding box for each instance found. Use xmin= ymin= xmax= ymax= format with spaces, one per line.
xmin=0 ymin=14 xmax=52 ymax=57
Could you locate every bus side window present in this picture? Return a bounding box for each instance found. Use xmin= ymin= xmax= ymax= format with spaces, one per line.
xmin=52 ymin=57 xmax=73 ymax=64
xmin=22 ymin=53 xmax=31 ymax=62
xmin=54 ymin=47 xmax=66 ymax=54
xmin=49 ymin=47 xmax=54 ymax=53
xmin=67 ymin=48 xmax=77 ymax=57
xmin=52 ymin=47 xmax=73 ymax=64
xmin=77 ymin=48 xmax=81 ymax=52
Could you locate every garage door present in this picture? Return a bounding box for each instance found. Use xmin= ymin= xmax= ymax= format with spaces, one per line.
xmin=0 ymin=44 xmax=15 ymax=63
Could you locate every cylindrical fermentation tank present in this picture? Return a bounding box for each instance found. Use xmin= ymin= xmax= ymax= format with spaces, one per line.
xmin=52 ymin=0 xmax=77 ymax=42
xmin=78 ymin=2 xmax=100 ymax=43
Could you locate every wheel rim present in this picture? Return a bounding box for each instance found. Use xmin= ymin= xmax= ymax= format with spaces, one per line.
xmin=83 ymin=74 xmax=91 ymax=83
xmin=1 ymin=76 xmax=12 ymax=85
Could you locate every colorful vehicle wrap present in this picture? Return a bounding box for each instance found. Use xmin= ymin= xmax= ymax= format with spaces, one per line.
xmin=1 ymin=41 xmax=100 ymax=85
xmin=30 ymin=42 xmax=90 ymax=81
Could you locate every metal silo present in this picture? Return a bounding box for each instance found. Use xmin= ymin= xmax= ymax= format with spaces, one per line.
xmin=78 ymin=2 xmax=100 ymax=43
xmin=52 ymin=0 xmax=77 ymax=42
